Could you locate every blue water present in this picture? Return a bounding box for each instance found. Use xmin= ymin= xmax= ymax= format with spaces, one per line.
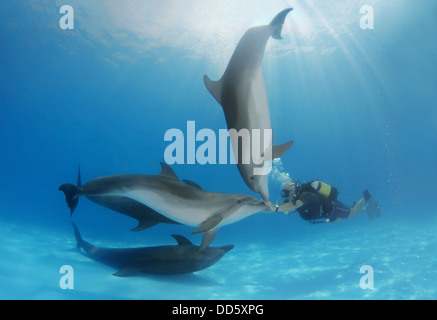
xmin=1 ymin=0 xmax=436 ymax=300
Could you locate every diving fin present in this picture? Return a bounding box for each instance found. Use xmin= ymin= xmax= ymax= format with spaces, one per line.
xmin=363 ymin=190 xmax=381 ymax=219
xmin=366 ymin=197 xmax=381 ymax=219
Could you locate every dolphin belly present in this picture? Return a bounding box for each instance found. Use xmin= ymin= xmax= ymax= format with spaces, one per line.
xmin=121 ymin=189 xmax=206 ymax=227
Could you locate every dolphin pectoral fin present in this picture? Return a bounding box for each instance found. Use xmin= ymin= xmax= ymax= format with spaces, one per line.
xmin=198 ymin=228 xmax=219 ymax=252
xmin=113 ymin=267 xmax=139 ymax=277
xmin=272 ymin=141 xmax=294 ymax=159
xmin=192 ymin=216 xmax=223 ymax=234
xmin=269 ymin=8 xmax=293 ymax=40
xmin=192 ymin=200 xmax=244 ymax=234
xmin=130 ymin=219 xmax=160 ymax=232
xmin=204 ymin=75 xmax=223 ymax=105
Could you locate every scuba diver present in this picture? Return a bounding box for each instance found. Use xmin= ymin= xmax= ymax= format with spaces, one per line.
xmin=276 ymin=180 xmax=381 ymax=224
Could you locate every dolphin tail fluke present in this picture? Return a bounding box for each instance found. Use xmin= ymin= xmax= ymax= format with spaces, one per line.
xmin=59 ymin=183 xmax=80 ymax=216
xmin=71 ymin=222 xmax=84 ymax=249
xmin=72 ymin=223 xmax=97 ymax=254
xmin=204 ymin=75 xmax=223 ymax=105
xmin=269 ymin=8 xmax=293 ymax=40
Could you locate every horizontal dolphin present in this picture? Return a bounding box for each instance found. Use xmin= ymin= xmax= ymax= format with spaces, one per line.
xmin=60 ymin=163 xmax=274 ymax=250
xmin=72 ymin=223 xmax=234 ymax=276
xmin=204 ymin=8 xmax=294 ymax=202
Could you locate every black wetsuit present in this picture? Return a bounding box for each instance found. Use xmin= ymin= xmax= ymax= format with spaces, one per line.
xmin=284 ymin=182 xmax=351 ymax=223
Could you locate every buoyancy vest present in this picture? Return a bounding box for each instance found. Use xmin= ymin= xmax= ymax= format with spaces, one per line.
xmin=294 ymin=181 xmax=339 ymax=223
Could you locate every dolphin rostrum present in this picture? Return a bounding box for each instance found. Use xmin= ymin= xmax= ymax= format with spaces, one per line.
xmin=204 ymin=8 xmax=294 ymax=202
xmin=72 ymin=223 xmax=234 ymax=276
xmin=59 ymin=163 xmax=274 ymax=250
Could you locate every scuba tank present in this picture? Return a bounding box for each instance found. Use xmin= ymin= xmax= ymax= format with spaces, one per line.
xmin=310 ymin=180 xmax=333 ymax=198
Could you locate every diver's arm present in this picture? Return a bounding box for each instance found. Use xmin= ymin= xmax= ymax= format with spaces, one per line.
xmin=277 ymin=200 xmax=304 ymax=214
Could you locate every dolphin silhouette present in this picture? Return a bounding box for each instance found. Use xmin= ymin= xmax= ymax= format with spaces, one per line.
xmin=72 ymin=223 xmax=234 ymax=276
xmin=60 ymin=163 xmax=273 ymax=250
xmin=204 ymin=8 xmax=294 ymax=202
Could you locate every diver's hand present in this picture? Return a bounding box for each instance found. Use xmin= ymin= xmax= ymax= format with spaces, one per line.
xmin=277 ymin=200 xmax=304 ymax=214
xmin=261 ymin=200 xmax=277 ymax=213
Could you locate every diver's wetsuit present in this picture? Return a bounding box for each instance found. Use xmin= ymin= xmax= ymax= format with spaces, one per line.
xmin=285 ymin=182 xmax=350 ymax=223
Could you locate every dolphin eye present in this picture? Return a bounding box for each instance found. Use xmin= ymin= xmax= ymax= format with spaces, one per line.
xmin=250 ymin=176 xmax=255 ymax=180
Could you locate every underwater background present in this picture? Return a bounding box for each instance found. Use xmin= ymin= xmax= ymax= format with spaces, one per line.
xmin=1 ymin=0 xmax=436 ymax=300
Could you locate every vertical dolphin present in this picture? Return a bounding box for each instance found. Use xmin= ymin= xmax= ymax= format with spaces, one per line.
xmin=204 ymin=9 xmax=294 ymax=202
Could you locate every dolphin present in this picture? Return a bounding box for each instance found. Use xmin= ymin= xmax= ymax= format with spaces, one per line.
xmin=59 ymin=163 xmax=274 ymax=250
xmin=204 ymin=8 xmax=294 ymax=202
xmin=72 ymin=223 xmax=234 ymax=276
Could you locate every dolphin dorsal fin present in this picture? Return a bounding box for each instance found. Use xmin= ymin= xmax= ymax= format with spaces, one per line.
xmin=204 ymin=75 xmax=222 ymax=105
xmin=158 ymin=162 xmax=179 ymax=181
xmin=183 ymin=179 xmax=203 ymax=190
xmin=171 ymin=234 xmax=193 ymax=246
